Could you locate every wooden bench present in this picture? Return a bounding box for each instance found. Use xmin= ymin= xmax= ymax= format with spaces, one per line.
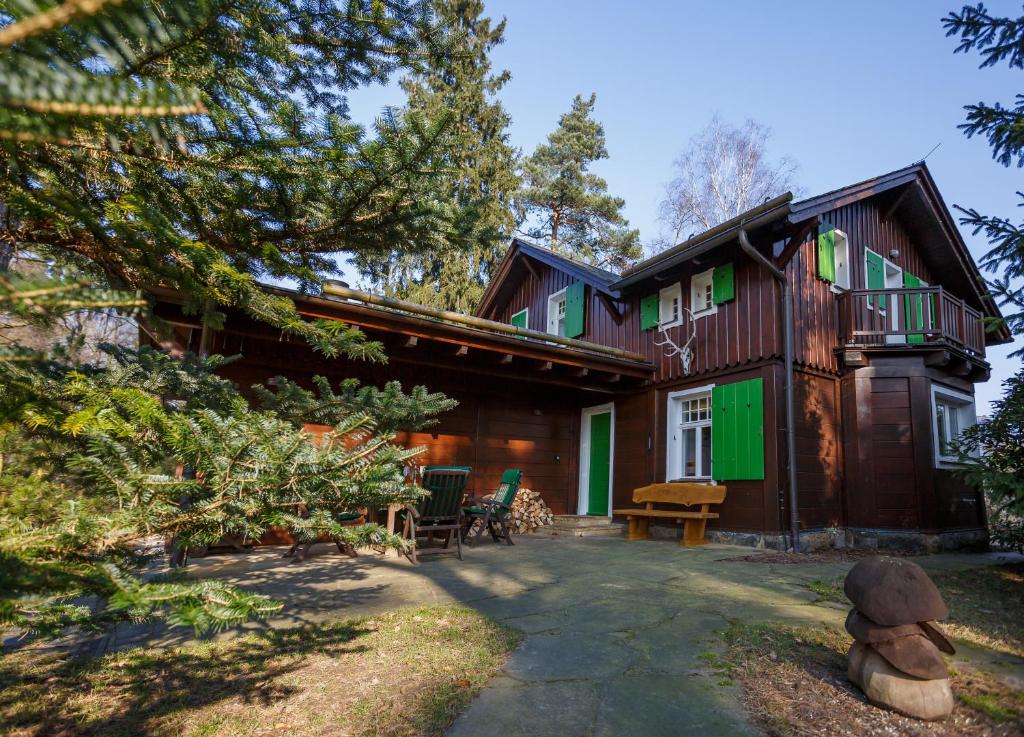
xmin=613 ymin=483 xmax=727 ymax=546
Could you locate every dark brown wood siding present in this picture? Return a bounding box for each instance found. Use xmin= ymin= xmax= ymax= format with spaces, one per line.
xmin=793 ymin=370 xmax=844 ymax=530
xmin=788 ymin=199 xmax=942 ymax=374
xmin=489 ymin=252 xmax=783 ymax=384
xmin=840 ymin=356 xmax=985 ymax=533
xmin=203 ymin=328 xmax=583 ymax=515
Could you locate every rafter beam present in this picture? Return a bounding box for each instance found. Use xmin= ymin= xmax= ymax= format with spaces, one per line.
xmin=597 ymin=293 xmax=624 ymax=325
xmin=882 ymin=183 xmax=914 ymax=222
xmin=523 ymin=256 xmax=541 ymax=283
xmin=775 ymin=216 xmax=820 ymax=269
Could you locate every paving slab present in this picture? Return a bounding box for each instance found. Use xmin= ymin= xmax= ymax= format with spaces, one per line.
xmin=53 ymin=534 xmax=1023 ymax=736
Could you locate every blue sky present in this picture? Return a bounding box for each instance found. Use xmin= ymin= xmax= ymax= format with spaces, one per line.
xmin=347 ymin=0 xmax=1022 ymax=413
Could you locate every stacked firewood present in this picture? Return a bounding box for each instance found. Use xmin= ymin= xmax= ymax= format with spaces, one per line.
xmin=506 ymin=488 xmax=555 ymax=534
xmin=844 ymin=557 xmax=955 ymax=721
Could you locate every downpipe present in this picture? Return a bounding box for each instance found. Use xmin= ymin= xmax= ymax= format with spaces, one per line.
xmin=738 ymin=228 xmax=801 ymax=553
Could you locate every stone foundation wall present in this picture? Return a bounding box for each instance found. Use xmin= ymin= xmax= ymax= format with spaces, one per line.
xmin=646 ymin=524 xmax=989 ymax=553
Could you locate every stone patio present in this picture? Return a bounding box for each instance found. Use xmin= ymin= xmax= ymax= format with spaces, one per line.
xmin=73 ymin=536 xmax=1024 ymax=736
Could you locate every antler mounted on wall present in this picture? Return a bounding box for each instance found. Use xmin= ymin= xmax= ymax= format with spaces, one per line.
xmin=653 ymin=308 xmax=697 ymax=374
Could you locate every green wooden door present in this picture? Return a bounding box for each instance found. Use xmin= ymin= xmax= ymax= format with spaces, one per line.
xmin=587 ymin=411 xmax=612 ymax=516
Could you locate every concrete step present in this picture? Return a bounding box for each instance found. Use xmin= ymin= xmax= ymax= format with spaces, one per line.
xmin=549 ymin=514 xmax=619 ymax=528
xmin=531 ymin=515 xmax=626 ymax=538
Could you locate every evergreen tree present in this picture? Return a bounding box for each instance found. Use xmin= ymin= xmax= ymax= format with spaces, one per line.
xmin=943 ymin=4 xmax=1024 ymax=345
xmin=0 ymin=0 xmax=464 ymax=638
xmin=0 ymin=0 xmax=463 ymax=350
xmin=943 ymin=4 xmax=1024 ymax=548
xmin=518 ymin=94 xmax=640 ymax=271
xmin=359 ymin=0 xmax=520 ymax=312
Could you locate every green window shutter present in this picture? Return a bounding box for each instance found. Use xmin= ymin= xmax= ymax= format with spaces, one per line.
xmin=817 ymin=226 xmax=836 ymax=283
xmin=711 ymin=378 xmax=765 ymax=481
xmin=510 ymin=310 xmax=527 ymax=329
xmin=902 ymin=272 xmax=925 ymax=344
xmin=564 ymin=281 xmax=585 ymax=338
xmin=712 ymin=262 xmax=735 ymax=304
xmin=640 ymin=293 xmax=660 ymax=330
xmin=865 ymin=249 xmax=884 ymax=308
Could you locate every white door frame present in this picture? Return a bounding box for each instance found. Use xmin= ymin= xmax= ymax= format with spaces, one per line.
xmin=883 ymin=258 xmax=904 ymax=344
xmin=577 ymin=402 xmax=615 ymax=516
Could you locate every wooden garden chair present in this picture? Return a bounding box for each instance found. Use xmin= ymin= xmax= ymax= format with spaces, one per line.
xmin=283 ymin=505 xmax=364 ymax=561
xmin=402 ymin=466 xmax=470 ymax=564
xmin=462 ymin=469 xmax=522 ymax=546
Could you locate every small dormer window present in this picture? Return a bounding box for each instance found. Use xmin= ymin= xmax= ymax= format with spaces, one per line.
xmin=690 ymin=268 xmax=716 ymax=317
xmin=658 ymin=283 xmax=682 ymax=328
xmin=547 ymin=288 xmax=568 ymax=336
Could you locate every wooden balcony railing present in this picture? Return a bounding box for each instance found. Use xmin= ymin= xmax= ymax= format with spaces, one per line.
xmin=836 ymin=287 xmax=986 ymax=358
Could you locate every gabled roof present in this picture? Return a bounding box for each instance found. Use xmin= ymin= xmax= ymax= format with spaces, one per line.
xmin=606 ymin=162 xmax=1009 ymax=345
xmin=475 ymin=238 xmax=620 ymax=318
xmin=611 ymin=193 xmax=794 ymax=291
xmin=790 ymin=161 xmax=1009 ymax=344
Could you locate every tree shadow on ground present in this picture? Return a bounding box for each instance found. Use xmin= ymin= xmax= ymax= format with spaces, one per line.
xmin=0 ymin=621 xmax=370 ymax=737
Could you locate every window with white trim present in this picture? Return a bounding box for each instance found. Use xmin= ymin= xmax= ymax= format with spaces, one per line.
xmin=658 ymin=283 xmax=682 ymax=329
xmin=667 ymin=387 xmax=713 ymax=480
xmin=690 ymin=268 xmax=716 ymax=317
xmin=833 ymin=230 xmax=851 ymax=291
xmin=931 ymin=385 xmax=977 ymax=467
xmin=546 ymin=288 xmax=567 ymax=337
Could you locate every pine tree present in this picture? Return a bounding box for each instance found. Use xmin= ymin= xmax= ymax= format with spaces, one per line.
xmin=358 ymin=0 xmax=520 ymax=312
xmin=518 ymin=94 xmax=641 ymax=271
xmin=0 ymin=0 xmax=462 ymax=351
xmin=0 ymin=0 xmax=465 ymax=638
xmin=943 ymin=4 xmax=1024 ymax=345
xmin=943 ymin=3 xmax=1024 ymax=549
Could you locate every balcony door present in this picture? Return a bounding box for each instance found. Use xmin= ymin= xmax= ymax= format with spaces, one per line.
xmin=884 ymin=259 xmax=904 ymax=344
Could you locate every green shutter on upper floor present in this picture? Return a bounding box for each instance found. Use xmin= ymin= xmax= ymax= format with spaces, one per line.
xmin=866 ymin=249 xmax=885 ymax=308
xmin=817 ymin=225 xmax=836 ymax=283
xmin=640 ymin=293 xmax=660 ymax=330
xmin=713 ymin=262 xmax=735 ymax=304
xmin=902 ymin=272 xmax=928 ymax=344
xmin=564 ymin=280 xmax=585 ymax=338
xmin=711 ymin=378 xmax=765 ymax=481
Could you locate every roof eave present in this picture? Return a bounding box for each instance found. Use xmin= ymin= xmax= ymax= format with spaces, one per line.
xmin=612 ymin=193 xmax=794 ymax=290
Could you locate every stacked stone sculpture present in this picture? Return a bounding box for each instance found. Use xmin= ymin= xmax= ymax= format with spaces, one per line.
xmin=843 ymin=556 xmax=956 ymax=720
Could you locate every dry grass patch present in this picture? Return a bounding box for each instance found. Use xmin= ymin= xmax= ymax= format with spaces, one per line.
xmin=0 ymin=606 xmax=521 ymax=737
xmin=718 ymin=622 xmax=1023 ymax=737
xmin=931 ymin=564 xmax=1024 ymax=658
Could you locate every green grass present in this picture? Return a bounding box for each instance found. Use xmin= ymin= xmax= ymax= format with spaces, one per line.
xmin=805 ymin=577 xmax=845 ymax=604
xmin=959 ymin=692 xmax=1020 ymax=722
xmin=0 ymin=606 xmax=522 ymax=737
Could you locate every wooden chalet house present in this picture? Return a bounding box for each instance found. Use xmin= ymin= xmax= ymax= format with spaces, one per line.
xmin=154 ymin=163 xmax=1010 ymax=551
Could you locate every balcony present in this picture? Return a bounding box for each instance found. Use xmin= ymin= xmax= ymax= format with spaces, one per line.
xmin=836 ymin=287 xmax=986 ymax=360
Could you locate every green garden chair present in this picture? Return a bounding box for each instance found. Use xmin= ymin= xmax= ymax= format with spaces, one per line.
xmin=462 ymin=469 xmax=522 ymax=546
xmin=402 ymin=466 xmax=470 ymax=564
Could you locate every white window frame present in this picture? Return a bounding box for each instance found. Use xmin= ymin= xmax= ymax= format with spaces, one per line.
xmin=511 ymin=307 xmax=529 ymax=329
xmin=689 ymin=268 xmax=717 ymax=318
xmin=930 ymin=384 xmax=977 ymax=468
xmin=832 ymin=229 xmax=851 ymax=292
xmin=666 ymin=384 xmax=715 ymax=482
xmin=546 ymin=287 xmax=567 ymax=337
xmin=658 ymin=283 xmax=683 ymax=329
